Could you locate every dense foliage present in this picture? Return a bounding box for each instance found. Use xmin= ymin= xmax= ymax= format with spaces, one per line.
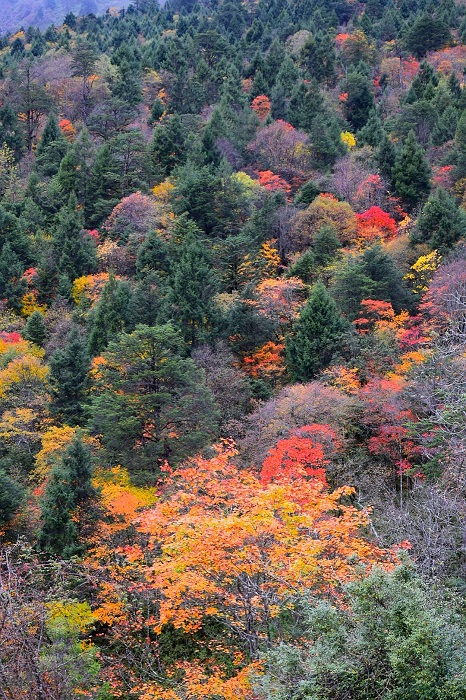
xmin=2 ymin=0 xmax=466 ymax=697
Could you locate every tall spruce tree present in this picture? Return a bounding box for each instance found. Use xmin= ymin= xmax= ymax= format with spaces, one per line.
xmin=38 ymin=435 xmax=95 ymax=557
xmin=88 ymin=274 xmax=131 ymax=355
xmin=34 ymin=113 xmax=68 ymax=176
xmin=286 ymin=282 xmax=349 ymax=381
xmin=392 ymin=130 xmax=431 ymax=208
xmin=416 ymin=187 xmax=466 ymax=251
xmin=168 ymin=230 xmax=220 ymax=345
xmin=23 ymin=310 xmax=47 ymax=346
xmin=49 ymin=327 xmax=90 ymax=425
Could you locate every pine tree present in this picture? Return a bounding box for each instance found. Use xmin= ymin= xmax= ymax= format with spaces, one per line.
xmin=286 ymin=282 xmax=348 ymax=381
xmin=49 ymin=326 xmax=90 ymax=425
xmin=392 ymin=131 xmax=431 ymax=208
xmin=23 ymin=310 xmax=47 ymax=346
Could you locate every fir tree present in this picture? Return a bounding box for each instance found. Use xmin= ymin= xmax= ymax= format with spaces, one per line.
xmin=0 ymin=102 xmax=23 ymax=160
xmin=53 ymin=194 xmax=96 ymax=283
xmin=168 ymin=230 xmax=220 ymax=345
xmin=88 ymin=274 xmax=131 ymax=355
xmin=35 ymin=113 xmax=68 ymax=177
xmin=38 ymin=468 xmax=78 ymax=557
xmin=0 ymin=242 xmax=26 ymax=312
xmin=38 ymin=435 xmax=95 ymax=557
xmin=392 ymin=131 xmax=431 ymax=208
xmin=151 ymin=114 xmax=186 ymax=180
xmin=49 ymin=326 xmax=90 ymax=425
xmin=23 ymin=310 xmax=47 ymax=346
xmin=416 ymin=187 xmax=466 ymax=251
xmin=286 ymin=282 xmax=348 ymax=381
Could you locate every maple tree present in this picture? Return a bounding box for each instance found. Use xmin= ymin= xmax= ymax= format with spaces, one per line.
xmin=124 ymin=441 xmax=394 ymax=699
xmin=356 ymin=206 xmax=397 ymax=243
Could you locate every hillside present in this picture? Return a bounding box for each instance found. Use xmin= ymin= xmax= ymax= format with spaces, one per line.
xmin=2 ymin=0 xmax=466 ymax=698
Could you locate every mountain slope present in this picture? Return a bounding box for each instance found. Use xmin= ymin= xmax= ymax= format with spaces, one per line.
xmin=0 ymin=0 xmax=127 ymax=32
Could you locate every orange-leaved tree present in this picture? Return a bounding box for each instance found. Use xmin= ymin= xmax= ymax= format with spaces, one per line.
xmin=125 ymin=442 xmax=395 ymax=699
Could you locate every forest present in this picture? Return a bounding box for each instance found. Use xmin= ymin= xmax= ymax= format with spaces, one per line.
xmin=2 ymin=0 xmax=466 ymax=697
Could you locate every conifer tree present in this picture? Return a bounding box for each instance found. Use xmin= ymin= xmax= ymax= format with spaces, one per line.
xmin=151 ymin=114 xmax=185 ymax=180
xmin=23 ymin=310 xmax=47 ymax=346
xmin=168 ymin=229 xmax=220 ymax=345
xmin=38 ymin=435 xmax=95 ymax=557
xmin=34 ymin=113 xmax=68 ymax=176
xmin=416 ymin=187 xmax=466 ymax=251
xmin=88 ymin=274 xmax=131 ymax=355
xmin=53 ymin=194 xmax=96 ymax=283
xmin=344 ymin=70 xmax=375 ymax=130
xmin=392 ymin=131 xmax=431 ymax=208
xmin=0 ymin=470 xmax=24 ymax=526
xmin=49 ymin=327 xmax=90 ymax=425
xmin=376 ymin=132 xmax=396 ymax=180
xmin=286 ymin=282 xmax=348 ymax=381
xmin=0 ymin=102 xmax=23 ymax=160
xmin=38 ymin=468 xmax=78 ymax=557
xmin=0 ymin=242 xmax=26 ymax=312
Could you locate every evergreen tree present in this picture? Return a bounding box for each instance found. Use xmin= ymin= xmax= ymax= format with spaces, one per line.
xmin=358 ymin=107 xmax=384 ymax=147
xmin=151 ymin=114 xmax=186 ymax=180
xmin=416 ymin=187 xmax=466 ymax=251
xmin=376 ymin=132 xmax=396 ymax=180
xmin=56 ymin=127 xmax=95 ymax=219
xmin=62 ymin=435 xmax=95 ymax=505
xmin=343 ymin=70 xmax=375 ymax=130
xmin=70 ymin=40 xmax=98 ymax=123
xmin=136 ymin=230 xmax=171 ymax=278
xmin=23 ymin=310 xmax=47 ymax=346
xmin=0 ymin=242 xmax=26 ymax=312
xmin=0 ymin=102 xmax=23 ymax=160
xmin=38 ymin=435 xmax=95 ymax=557
xmin=286 ymin=282 xmax=349 ymax=381
xmin=454 ymin=109 xmax=466 ymax=179
xmin=89 ymin=324 xmax=219 ymax=473
xmin=88 ymin=274 xmax=131 ymax=355
xmin=168 ymin=230 xmax=220 ymax=345
xmin=288 ymin=80 xmax=323 ymax=132
xmin=313 ymin=224 xmax=341 ymax=266
xmin=53 ymin=195 xmax=96 ymax=283
xmin=38 ymin=468 xmax=78 ymax=557
xmin=49 ymin=327 xmax=90 ymax=425
xmin=392 ymin=131 xmax=431 ymax=208
xmin=0 ymin=469 xmax=24 ymax=526
xmin=257 ymin=566 xmax=466 ymax=700
xmin=34 ymin=113 xmax=68 ymax=177
xmin=405 ymin=13 xmax=452 ymax=58
xmin=128 ymin=273 xmax=167 ymax=329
